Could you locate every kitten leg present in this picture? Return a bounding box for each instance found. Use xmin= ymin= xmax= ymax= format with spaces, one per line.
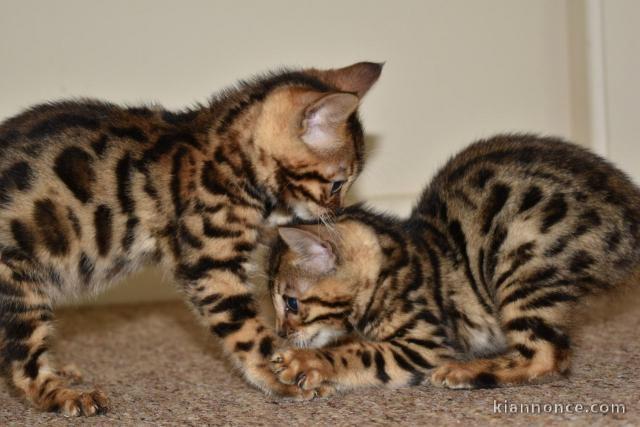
xmin=1 ymin=287 xmax=107 ymax=416
xmin=430 ymin=331 xmax=570 ymax=389
xmin=431 ymin=283 xmax=574 ymax=389
xmin=271 ymin=337 xmax=453 ymax=394
xmin=174 ymin=226 xmax=311 ymax=398
xmin=170 ymin=203 xmax=318 ymax=399
xmin=183 ymin=273 xmax=316 ymax=399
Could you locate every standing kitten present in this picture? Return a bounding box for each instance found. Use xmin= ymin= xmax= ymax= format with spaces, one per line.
xmin=0 ymin=62 xmax=382 ymax=415
xmin=267 ymin=134 xmax=640 ymax=395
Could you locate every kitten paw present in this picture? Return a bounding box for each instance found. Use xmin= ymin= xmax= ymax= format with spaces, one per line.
xmin=430 ymin=361 xmax=496 ymax=389
xmin=270 ymin=349 xmax=335 ymax=395
xmin=44 ymin=388 xmax=109 ymax=417
xmin=271 ymin=382 xmax=334 ymax=400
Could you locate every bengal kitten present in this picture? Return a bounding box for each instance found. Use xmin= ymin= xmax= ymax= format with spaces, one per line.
xmin=267 ymin=134 xmax=640 ymax=396
xmin=0 ymin=61 xmax=383 ymax=416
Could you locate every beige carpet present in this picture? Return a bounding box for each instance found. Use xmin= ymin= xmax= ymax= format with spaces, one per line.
xmin=0 ymin=299 xmax=638 ymax=426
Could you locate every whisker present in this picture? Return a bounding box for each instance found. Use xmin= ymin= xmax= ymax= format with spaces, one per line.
xmin=319 ymin=212 xmax=344 ymax=245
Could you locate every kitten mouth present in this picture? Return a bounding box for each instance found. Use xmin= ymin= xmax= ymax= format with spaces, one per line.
xmin=293 ymin=330 xmax=340 ymax=349
xmin=291 ymin=337 xmax=311 ymax=348
xmin=288 ymin=331 xmax=316 ymax=348
xmin=305 ymin=331 xmax=321 ymax=347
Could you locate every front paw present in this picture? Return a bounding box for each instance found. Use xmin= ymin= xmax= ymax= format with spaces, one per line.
xmin=270 ymin=349 xmax=335 ymax=395
xmin=45 ymin=388 xmax=109 ymax=417
xmin=431 ymin=361 xmax=497 ymax=389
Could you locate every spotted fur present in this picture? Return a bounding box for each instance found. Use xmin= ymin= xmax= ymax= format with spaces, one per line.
xmin=268 ymin=134 xmax=640 ymax=396
xmin=0 ymin=62 xmax=383 ymax=415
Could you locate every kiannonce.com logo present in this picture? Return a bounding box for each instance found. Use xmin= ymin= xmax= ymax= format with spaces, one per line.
xmin=493 ymin=400 xmax=626 ymax=415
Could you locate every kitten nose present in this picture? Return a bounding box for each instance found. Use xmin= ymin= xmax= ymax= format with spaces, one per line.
xmin=277 ymin=329 xmax=287 ymax=339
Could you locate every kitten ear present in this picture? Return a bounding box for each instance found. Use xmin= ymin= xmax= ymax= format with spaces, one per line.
xmin=300 ymin=92 xmax=359 ymax=151
xmin=278 ymin=227 xmax=336 ymax=274
xmin=322 ymin=61 xmax=384 ymax=98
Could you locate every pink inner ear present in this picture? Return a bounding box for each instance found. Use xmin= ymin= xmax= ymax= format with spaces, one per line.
xmin=278 ymin=227 xmax=336 ymax=274
xmin=301 ymin=93 xmax=358 ymax=151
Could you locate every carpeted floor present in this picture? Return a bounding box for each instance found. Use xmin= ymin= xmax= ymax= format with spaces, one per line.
xmin=1 ymin=299 xmax=638 ymax=426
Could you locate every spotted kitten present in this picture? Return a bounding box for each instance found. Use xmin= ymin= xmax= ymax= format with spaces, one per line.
xmin=0 ymin=62 xmax=382 ymax=415
xmin=267 ymin=135 xmax=640 ymax=396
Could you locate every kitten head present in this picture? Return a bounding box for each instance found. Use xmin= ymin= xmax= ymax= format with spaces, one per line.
xmin=268 ymin=218 xmax=383 ymax=348
xmin=253 ymin=62 xmax=383 ymax=219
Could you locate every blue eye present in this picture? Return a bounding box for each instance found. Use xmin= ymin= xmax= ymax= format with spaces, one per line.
xmin=284 ymin=296 xmax=298 ymax=313
xmin=330 ymin=180 xmax=345 ymax=195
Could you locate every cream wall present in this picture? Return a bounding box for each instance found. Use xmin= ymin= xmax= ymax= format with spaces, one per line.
xmin=0 ymin=1 xmax=603 ymax=304
xmin=601 ymin=0 xmax=640 ymax=184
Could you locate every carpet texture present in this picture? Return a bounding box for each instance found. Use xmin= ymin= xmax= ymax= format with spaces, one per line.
xmin=1 ymin=299 xmax=638 ymax=426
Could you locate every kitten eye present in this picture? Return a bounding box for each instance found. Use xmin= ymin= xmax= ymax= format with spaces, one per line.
xmin=284 ymin=296 xmax=298 ymax=314
xmin=330 ymin=180 xmax=345 ymax=195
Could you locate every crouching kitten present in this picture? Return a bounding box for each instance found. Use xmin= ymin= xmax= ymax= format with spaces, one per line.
xmin=267 ymin=134 xmax=640 ymax=396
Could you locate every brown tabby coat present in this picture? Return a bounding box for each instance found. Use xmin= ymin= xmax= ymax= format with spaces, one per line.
xmin=268 ymin=135 xmax=640 ymax=396
xmin=0 ymin=62 xmax=382 ymax=416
